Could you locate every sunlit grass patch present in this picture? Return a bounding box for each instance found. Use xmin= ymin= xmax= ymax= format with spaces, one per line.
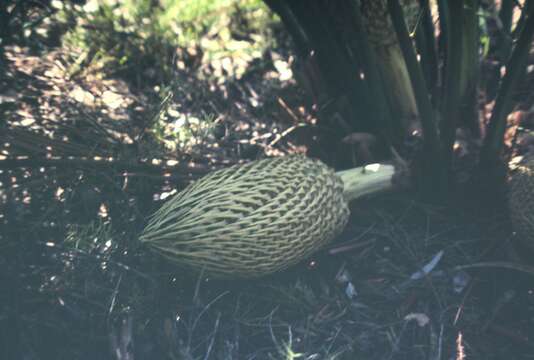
xmin=64 ymin=220 xmax=115 ymax=254
xmin=57 ymin=0 xmax=280 ymax=84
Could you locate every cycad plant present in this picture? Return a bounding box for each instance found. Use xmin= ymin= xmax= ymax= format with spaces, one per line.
xmin=264 ymin=0 xmax=534 ymax=200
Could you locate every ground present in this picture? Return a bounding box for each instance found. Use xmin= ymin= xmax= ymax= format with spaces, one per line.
xmin=2 ymin=1 xmax=534 ymax=359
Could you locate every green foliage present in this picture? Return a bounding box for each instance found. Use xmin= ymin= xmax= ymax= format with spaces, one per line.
xmin=159 ymin=0 xmax=273 ymax=46
xmin=59 ymin=0 xmax=279 ymax=83
xmin=65 ymin=220 xmax=116 ymax=255
xmin=150 ymin=87 xmax=218 ymax=153
xmin=59 ymin=0 xmax=174 ymax=82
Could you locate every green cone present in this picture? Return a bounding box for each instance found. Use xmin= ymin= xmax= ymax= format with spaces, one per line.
xmin=140 ymin=155 xmax=396 ymax=278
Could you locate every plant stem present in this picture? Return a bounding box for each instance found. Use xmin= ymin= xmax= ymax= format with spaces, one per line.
xmin=499 ymin=0 xmax=514 ymax=35
xmin=481 ymin=4 xmax=534 ymax=167
xmin=387 ymin=0 xmax=439 ymax=149
xmin=342 ymin=1 xmax=397 ymax=143
xmin=460 ymin=0 xmax=481 ymax=137
xmin=513 ymin=0 xmax=534 ymax=39
xmin=387 ymin=0 xmax=442 ymax=196
xmin=416 ymin=0 xmax=438 ymax=99
xmin=439 ymin=0 xmax=464 ymax=174
xmin=336 ymin=164 xmax=395 ymax=201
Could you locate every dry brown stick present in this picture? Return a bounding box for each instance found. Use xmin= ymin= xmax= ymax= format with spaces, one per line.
xmin=277 ymin=97 xmax=300 ymax=124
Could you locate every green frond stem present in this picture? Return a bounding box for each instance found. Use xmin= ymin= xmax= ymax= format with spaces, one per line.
xmin=416 ymin=0 xmax=438 ymax=97
xmin=335 ymin=163 xmax=396 ymax=202
xmin=387 ymin=0 xmax=443 ymax=197
xmin=439 ymin=0 xmax=464 ymax=172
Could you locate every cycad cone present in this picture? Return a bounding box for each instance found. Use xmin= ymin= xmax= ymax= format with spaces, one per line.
xmin=140 ymin=156 xmax=395 ymax=278
xmin=509 ymin=157 xmax=534 ymax=249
